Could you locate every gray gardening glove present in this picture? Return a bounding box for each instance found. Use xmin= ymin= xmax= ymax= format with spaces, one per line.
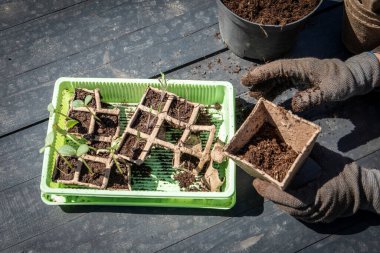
xmin=252 ymin=145 xmax=380 ymax=223
xmin=241 ymin=49 xmax=380 ymax=112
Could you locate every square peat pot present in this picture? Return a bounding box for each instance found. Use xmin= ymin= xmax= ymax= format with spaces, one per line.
xmin=225 ymin=98 xmax=321 ymax=190
xmin=40 ymin=77 xmax=236 ymax=209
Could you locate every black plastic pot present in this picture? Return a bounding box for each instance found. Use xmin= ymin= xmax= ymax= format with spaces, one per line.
xmin=217 ymin=0 xmax=323 ymax=60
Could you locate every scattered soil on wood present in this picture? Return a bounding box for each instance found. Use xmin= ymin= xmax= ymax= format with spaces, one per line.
xmin=131 ymin=110 xmax=158 ymax=135
xmin=94 ymin=113 xmax=118 ymax=136
xmin=174 ymin=170 xmax=195 ymax=188
xmin=119 ymin=134 xmax=147 ymax=160
xmin=68 ymin=111 xmax=91 ymax=134
xmin=222 ymin=0 xmax=320 ymax=26
xmin=53 ymin=156 xmax=78 ymax=181
xmin=108 ymin=161 xmax=130 ymax=189
xmin=79 ymin=160 xmax=106 ymax=186
xmin=74 ymin=89 xmax=96 ymax=108
xmin=168 ymin=98 xmax=194 ymax=123
xmin=88 ymin=141 xmax=110 ymax=158
xmin=237 ymin=122 xmax=298 ymax=182
xmin=143 ymin=89 xmax=168 ymax=111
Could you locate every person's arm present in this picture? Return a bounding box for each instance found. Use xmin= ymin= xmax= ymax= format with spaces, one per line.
xmin=375 ymin=53 xmax=380 ymax=63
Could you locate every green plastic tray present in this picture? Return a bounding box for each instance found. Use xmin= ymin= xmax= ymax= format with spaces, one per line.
xmin=40 ymin=77 xmax=236 ymax=209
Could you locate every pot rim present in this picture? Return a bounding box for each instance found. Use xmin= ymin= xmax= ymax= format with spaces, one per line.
xmin=217 ymin=0 xmax=324 ymax=28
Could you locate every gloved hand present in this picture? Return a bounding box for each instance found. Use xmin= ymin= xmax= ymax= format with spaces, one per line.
xmin=241 ymin=49 xmax=380 ymax=112
xmin=252 ymin=144 xmax=380 ymax=223
xmin=362 ymin=0 xmax=380 ymax=13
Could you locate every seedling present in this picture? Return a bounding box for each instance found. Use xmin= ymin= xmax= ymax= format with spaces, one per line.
xmin=53 ymin=124 xmax=87 ymax=147
xmin=47 ymin=103 xmax=78 ymax=125
xmin=58 ymin=143 xmax=94 ymax=174
xmin=146 ymin=106 xmax=153 ymax=130
xmin=72 ymin=95 xmax=102 ymax=123
xmin=39 ymin=132 xmax=74 ymax=174
xmin=132 ymin=131 xmax=143 ymax=153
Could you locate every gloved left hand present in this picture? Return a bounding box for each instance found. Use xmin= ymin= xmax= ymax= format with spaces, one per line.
xmin=252 ymin=144 xmax=380 ymax=223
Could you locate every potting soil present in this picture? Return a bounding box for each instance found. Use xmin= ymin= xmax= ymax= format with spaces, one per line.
xmin=222 ymin=0 xmax=320 ymax=26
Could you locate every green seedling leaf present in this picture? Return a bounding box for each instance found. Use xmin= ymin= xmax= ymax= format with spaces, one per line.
xmin=53 ymin=124 xmax=67 ymax=136
xmin=45 ymin=132 xmax=55 ymax=146
xmin=47 ymin=103 xmax=54 ymax=116
xmin=58 ymin=145 xmax=76 ymax=157
xmin=77 ymin=144 xmax=89 ymax=157
xmin=72 ymin=100 xmax=85 ymax=108
xmin=84 ymin=95 xmax=92 ymax=106
xmin=39 ymin=146 xmax=46 ymax=154
xmin=66 ymin=119 xmax=79 ymax=129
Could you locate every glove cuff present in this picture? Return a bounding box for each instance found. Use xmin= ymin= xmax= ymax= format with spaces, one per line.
xmin=345 ymin=51 xmax=380 ymax=89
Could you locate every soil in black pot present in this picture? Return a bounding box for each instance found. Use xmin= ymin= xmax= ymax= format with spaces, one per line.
xmin=222 ymin=0 xmax=320 ymax=26
xmin=108 ymin=161 xmax=130 ymax=189
xmin=168 ymin=98 xmax=194 ymax=123
xmin=143 ymin=88 xmax=168 ymax=111
xmin=79 ymin=160 xmax=106 ymax=186
xmin=94 ymin=113 xmax=118 ymax=137
xmin=131 ymin=110 xmax=158 ymax=135
xmin=68 ymin=111 xmax=91 ymax=134
xmin=119 ymin=134 xmax=147 ymax=160
xmin=237 ymin=122 xmax=298 ymax=182
xmin=74 ymin=89 xmax=96 ymax=108
xmin=88 ymin=141 xmax=110 ymax=158
xmin=53 ymin=156 xmax=78 ymax=181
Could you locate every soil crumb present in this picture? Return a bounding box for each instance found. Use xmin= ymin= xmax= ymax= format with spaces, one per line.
xmin=222 ymin=0 xmax=320 ymax=26
xmin=174 ymin=170 xmax=195 ymax=188
xmin=238 ymin=122 xmax=298 ymax=182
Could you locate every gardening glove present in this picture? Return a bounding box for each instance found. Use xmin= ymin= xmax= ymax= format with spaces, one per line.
xmin=252 ymin=144 xmax=380 ymax=223
xmin=241 ymin=47 xmax=380 ymax=112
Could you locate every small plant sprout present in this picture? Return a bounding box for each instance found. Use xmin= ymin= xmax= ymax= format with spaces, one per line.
xmin=72 ymin=95 xmax=102 ymax=123
xmin=39 ymin=132 xmax=74 ymax=174
xmin=132 ymin=131 xmax=142 ymax=153
xmin=47 ymin=103 xmax=78 ymax=125
xmin=59 ymin=144 xmax=94 ymax=174
xmin=111 ymin=138 xmax=124 ymax=174
xmin=146 ymin=106 xmax=153 ymax=129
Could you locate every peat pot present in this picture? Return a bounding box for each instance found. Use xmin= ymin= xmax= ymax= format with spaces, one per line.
xmin=216 ymin=0 xmax=323 ymax=60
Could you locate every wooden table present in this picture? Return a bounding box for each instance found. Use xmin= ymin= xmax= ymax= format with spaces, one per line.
xmin=1 ymin=0 xmax=380 ymax=252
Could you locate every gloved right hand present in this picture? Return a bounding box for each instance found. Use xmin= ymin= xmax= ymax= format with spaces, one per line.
xmin=241 ymin=49 xmax=380 ymax=112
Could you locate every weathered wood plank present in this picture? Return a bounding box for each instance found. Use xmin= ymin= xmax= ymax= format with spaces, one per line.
xmin=0 ymin=123 xmax=47 ymax=192
xmin=0 ymin=0 xmax=209 ymax=79
xmin=0 ymin=0 xmax=83 ymax=31
xmin=0 ymin=9 xmax=223 ymax=136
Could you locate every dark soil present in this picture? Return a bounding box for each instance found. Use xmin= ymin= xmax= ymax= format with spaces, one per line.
xmin=94 ymin=113 xmax=118 ymax=137
xmin=196 ymin=108 xmax=213 ymax=126
xmin=74 ymin=89 xmax=96 ymax=108
xmin=53 ymin=156 xmax=78 ymax=181
xmin=174 ymin=170 xmax=195 ymax=188
xmin=222 ymin=0 xmax=320 ymax=26
xmin=108 ymin=161 xmax=130 ymax=189
xmin=237 ymin=122 xmax=298 ymax=182
xmin=88 ymin=141 xmax=110 ymax=158
xmin=157 ymin=121 xmax=184 ymax=145
xmin=180 ymin=153 xmax=200 ymax=171
xmin=131 ymin=164 xmax=152 ymax=178
xmin=168 ymin=98 xmax=194 ymax=123
xmin=131 ymin=110 xmax=158 ymax=135
xmin=79 ymin=160 xmax=106 ymax=186
xmin=143 ymin=88 xmax=168 ymax=111
xmin=68 ymin=111 xmax=91 ymax=134
xmin=119 ymin=134 xmax=147 ymax=160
